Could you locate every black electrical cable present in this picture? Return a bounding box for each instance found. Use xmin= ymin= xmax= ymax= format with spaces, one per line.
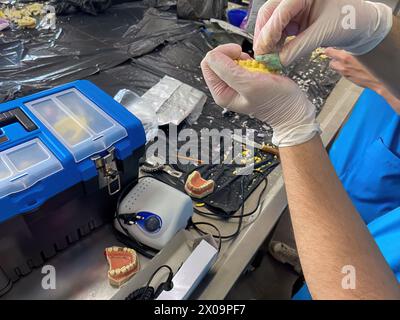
xmin=194 ymin=179 xmax=268 ymax=219
xmin=191 ymin=217 xmax=243 ymax=240
xmin=125 ymin=265 xmax=174 ymax=300
xmin=115 ymin=173 xmax=267 ymax=256
xmin=143 ymin=265 xmax=173 ymax=297
xmin=190 ymin=178 xmax=249 ymax=241
xmin=189 ymin=221 xmax=222 ymax=253
xmin=192 ymin=175 xmax=268 ymax=242
xmin=125 ymin=265 xmax=173 ymax=301
xmin=190 ymin=176 xmax=268 ymax=241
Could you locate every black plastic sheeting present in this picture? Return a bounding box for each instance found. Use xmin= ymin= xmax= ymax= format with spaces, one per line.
xmin=0 ymin=3 xmax=201 ymax=102
xmin=0 ymin=1 xmax=340 ymax=214
xmin=87 ymin=17 xmax=339 ymax=214
xmin=87 ymin=27 xmax=242 ymax=94
xmin=88 ymin=30 xmax=279 ymax=215
xmin=143 ymin=0 xmax=176 ymax=8
xmin=89 ymin=39 xmax=339 ymax=214
xmin=285 ymin=57 xmax=341 ymax=112
xmin=143 ymin=0 xmax=228 ymax=21
xmin=115 ymin=7 xmax=201 ymax=58
xmin=0 ymin=26 xmax=129 ymax=102
xmin=54 ymin=0 xmax=113 ymax=15
xmin=177 ymin=0 xmax=228 ymax=20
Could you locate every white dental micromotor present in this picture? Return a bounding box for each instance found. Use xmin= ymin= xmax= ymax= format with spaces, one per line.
xmin=114 ymin=177 xmax=193 ymax=251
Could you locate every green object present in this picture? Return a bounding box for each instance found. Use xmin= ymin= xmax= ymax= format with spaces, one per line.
xmin=255 ymin=53 xmax=283 ymax=72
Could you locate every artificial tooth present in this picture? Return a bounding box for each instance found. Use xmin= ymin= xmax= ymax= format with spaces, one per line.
xmin=115 ymin=268 xmax=121 ymax=275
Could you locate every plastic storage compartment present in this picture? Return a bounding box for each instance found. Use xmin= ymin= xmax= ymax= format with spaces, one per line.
xmin=25 ymin=88 xmax=128 ymax=162
xmin=0 ymin=139 xmax=63 ymax=200
xmin=0 ymin=80 xmax=146 ymax=291
xmin=0 ymin=159 xmax=11 ymax=181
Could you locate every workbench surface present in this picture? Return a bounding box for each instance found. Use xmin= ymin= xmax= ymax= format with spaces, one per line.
xmin=2 ymin=78 xmax=362 ymax=300
xmin=7 ymin=0 xmax=395 ymax=299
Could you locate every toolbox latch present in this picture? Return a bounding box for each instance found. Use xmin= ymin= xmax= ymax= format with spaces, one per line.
xmin=92 ymin=147 xmax=121 ymax=196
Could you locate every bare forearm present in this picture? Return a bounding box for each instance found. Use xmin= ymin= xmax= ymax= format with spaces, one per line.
xmin=358 ymin=15 xmax=400 ymax=98
xmin=280 ymin=135 xmax=400 ymax=300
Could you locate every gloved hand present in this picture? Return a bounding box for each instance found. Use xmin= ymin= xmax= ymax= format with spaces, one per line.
xmin=201 ymin=44 xmax=320 ymax=148
xmin=254 ymin=0 xmax=393 ymax=66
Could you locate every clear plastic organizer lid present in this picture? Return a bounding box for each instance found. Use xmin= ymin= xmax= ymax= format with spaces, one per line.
xmin=25 ymin=88 xmax=128 ymax=162
xmin=0 ymin=139 xmax=63 ymax=199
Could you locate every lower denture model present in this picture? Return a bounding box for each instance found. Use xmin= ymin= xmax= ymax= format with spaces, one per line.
xmin=185 ymin=171 xmax=215 ymax=199
xmin=105 ymin=246 xmax=140 ymax=287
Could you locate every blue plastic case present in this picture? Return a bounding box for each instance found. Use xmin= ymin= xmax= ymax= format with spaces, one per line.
xmin=0 ymin=80 xmax=146 ymax=223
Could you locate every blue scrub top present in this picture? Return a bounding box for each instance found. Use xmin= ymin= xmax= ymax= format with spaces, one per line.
xmin=294 ymin=89 xmax=400 ymax=300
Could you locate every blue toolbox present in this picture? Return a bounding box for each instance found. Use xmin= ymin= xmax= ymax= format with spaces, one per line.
xmin=0 ymin=81 xmax=146 ymax=288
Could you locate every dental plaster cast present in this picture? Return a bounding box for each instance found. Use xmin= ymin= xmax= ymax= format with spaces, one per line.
xmin=105 ymin=247 xmax=140 ymax=287
xmin=185 ymin=171 xmax=215 ymax=199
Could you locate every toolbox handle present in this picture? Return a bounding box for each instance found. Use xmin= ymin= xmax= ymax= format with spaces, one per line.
xmin=0 ymin=108 xmax=38 ymax=132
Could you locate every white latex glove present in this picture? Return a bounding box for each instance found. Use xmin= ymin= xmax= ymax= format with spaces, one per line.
xmin=201 ymin=44 xmax=320 ymax=148
xmin=254 ymin=0 xmax=393 ymax=66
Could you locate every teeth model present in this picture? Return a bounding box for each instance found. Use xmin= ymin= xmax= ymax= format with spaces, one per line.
xmin=105 ymin=247 xmax=140 ymax=288
xmin=185 ymin=171 xmax=215 ymax=199
xmin=254 ymin=53 xmax=283 ymax=72
xmin=235 ymin=59 xmax=273 ymax=74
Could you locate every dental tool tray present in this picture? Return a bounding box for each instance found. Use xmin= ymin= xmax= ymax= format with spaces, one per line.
xmin=0 ymin=81 xmax=146 ymax=287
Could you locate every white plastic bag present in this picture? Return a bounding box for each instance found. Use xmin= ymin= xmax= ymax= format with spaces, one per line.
xmin=114 ymin=89 xmax=159 ymax=143
xmin=141 ymin=76 xmax=207 ymax=126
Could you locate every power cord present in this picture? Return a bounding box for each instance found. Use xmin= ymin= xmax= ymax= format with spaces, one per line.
xmin=125 ymin=265 xmax=174 ymax=301
xmin=115 ymin=174 xmax=267 ymax=258
xmin=190 ymin=178 xmax=268 ymax=242
xmin=189 ymin=221 xmax=222 ymax=253
xmin=194 ymin=179 xmax=268 ymax=219
xmin=189 ymin=179 xmax=245 ymax=246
